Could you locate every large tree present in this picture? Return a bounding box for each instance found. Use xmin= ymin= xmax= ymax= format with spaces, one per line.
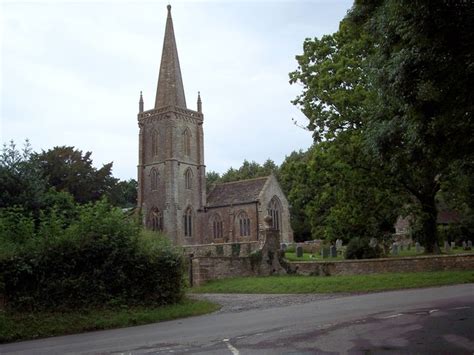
xmin=290 ymin=0 xmax=473 ymax=252
xmin=33 ymin=146 xmax=114 ymax=204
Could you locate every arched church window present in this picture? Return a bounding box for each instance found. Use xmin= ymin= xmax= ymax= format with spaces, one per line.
xmin=183 ymin=207 xmax=193 ymax=237
xmin=150 ymin=168 xmax=159 ymax=190
xmin=183 ymin=128 xmax=191 ymax=156
xmin=267 ymin=196 xmax=282 ymax=231
xmin=185 ymin=168 xmax=193 ymax=189
xmin=151 ymin=129 xmax=159 ymax=157
xmin=148 ymin=207 xmax=163 ymax=231
xmin=211 ymin=213 xmax=223 ymax=239
xmin=238 ymin=211 xmax=251 ymax=237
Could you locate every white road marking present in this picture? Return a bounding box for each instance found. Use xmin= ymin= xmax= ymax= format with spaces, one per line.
xmin=429 ymin=309 xmax=439 ymax=314
xmin=223 ymin=339 xmax=240 ymax=355
xmin=382 ymin=313 xmax=404 ymax=319
xmin=452 ymin=306 xmax=470 ymax=310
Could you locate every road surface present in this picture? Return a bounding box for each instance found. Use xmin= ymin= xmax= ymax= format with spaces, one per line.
xmin=1 ymin=284 xmax=473 ymax=354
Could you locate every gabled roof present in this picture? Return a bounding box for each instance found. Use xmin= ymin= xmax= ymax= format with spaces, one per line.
xmin=154 ymin=5 xmax=187 ymax=109
xmin=206 ymin=176 xmax=269 ymax=208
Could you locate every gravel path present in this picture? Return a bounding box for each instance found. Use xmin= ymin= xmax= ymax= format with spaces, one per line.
xmin=190 ymin=293 xmax=350 ymax=314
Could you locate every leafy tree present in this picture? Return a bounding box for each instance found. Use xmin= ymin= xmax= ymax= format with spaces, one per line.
xmin=0 ymin=140 xmax=46 ymax=214
xmin=107 ymin=179 xmax=138 ymax=208
xmin=220 ymin=159 xmax=278 ymax=183
xmin=290 ymin=0 xmax=474 ymax=252
xmin=33 ymin=146 xmax=114 ymax=204
xmin=206 ymin=171 xmax=221 ymax=191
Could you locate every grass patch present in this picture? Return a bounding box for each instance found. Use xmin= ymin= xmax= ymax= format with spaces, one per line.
xmin=284 ymin=251 xmax=343 ymax=261
xmin=191 ymin=271 xmax=474 ymax=294
xmin=0 ymin=298 xmax=220 ymax=343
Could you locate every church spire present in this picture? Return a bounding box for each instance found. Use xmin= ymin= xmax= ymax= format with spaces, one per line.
xmin=197 ymin=91 xmax=202 ymax=113
xmin=154 ymin=5 xmax=187 ymax=109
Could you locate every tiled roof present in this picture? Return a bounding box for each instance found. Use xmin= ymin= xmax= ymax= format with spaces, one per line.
xmin=207 ymin=176 xmax=269 ymax=207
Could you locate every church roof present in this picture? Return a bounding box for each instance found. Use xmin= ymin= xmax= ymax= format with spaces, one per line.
xmin=206 ymin=176 xmax=269 ymax=208
xmin=154 ymin=5 xmax=187 ymax=109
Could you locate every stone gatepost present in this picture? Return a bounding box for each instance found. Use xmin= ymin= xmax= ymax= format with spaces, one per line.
xmin=257 ymin=215 xmax=285 ymax=275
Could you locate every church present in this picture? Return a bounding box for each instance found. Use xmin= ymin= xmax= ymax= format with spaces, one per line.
xmin=137 ymin=5 xmax=293 ymax=245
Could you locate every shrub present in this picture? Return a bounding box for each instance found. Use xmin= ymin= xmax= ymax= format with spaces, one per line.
xmin=345 ymin=237 xmax=382 ymax=260
xmin=0 ymin=200 xmax=184 ymax=311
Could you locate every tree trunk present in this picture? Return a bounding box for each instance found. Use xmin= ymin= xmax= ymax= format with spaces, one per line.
xmin=419 ymin=194 xmax=439 ymax=254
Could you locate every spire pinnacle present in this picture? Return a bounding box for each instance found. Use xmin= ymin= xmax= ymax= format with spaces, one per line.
xmin=155 ymin=5 xmax=187 ymax=109
xmin=139 ymin=91 xmax=144 ymax=113
xmin=197 ymin=91 xmax=202 ymax=113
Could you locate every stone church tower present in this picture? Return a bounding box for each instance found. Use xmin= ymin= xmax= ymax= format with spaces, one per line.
xmin=137 ymin=5 xmax=206 ymax=245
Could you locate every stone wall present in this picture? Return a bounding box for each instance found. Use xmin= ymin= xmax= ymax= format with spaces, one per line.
xmin=190 ymin=220 xmax=284 ymax=286
xmin=183 ymin=240 xmax=260 ymax=258
xmin=289 ymin=253 xmax=474 ymax=276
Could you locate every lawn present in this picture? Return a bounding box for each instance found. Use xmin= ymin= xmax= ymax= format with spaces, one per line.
xmin=191 ymin=270 xmax=474 ymax=294
xmin=285 ymin=247 xmax=472 ymax=260
xmin=0 ymin=298 xmax=220 ymax=343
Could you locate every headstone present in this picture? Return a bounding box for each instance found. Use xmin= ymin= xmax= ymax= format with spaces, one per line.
xmin=462 ymin=241 xmax=467 ymax=249
xmin=281 ymin=243 xmax=288 ymax=251
xmin=415 ymin=242 xmax=421 ymax=253
xmin=369 ymin=238 xmax=378 ymax=248
xmin=296 ymin=245 xmax=303 ymax=258
xmin=336 ymin=239 xmax=343 ymax=249
xmin=330 ymin=245 xmax=337 ymax=258
xmin=321 ymin=248 xmax=330 ymax=259
xmin=444 ymin=241 xmax=450 ymax=252
xmin=468 ymin=240 xmax=472 ymax=249
xmin=450 ymin=241 xmax=455 ymax=249
xmin=391 ymin=243 xmax=399 ymax=256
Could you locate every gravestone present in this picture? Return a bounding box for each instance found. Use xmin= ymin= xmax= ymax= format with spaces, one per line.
xmin=336 ymin=239 xmax=343 ymax=249
xmin=451 ymin=241 xmax=455 ymax=249
xmin=415 ymin=242 xmax=421 ymax=253
xmin=330 ymin=245 xmax=337 ymax=258
xmin=391 ymin=243 xmax=399 ymax=256
xmin=321 ymin=248 xmax=330 ymax=259
xmin=444 ymin=241 xmax=450 ymax=252
xmin=296 ymin=245 xmax=303 ymax=258
xmin=462 ymin=241 xmax=467 ymax=249
xmin=369 ymin=238 xmax=378 ymax=248
xmin=468 ymin=240 xmax=472 ymax=249
xmin=281 ymin=243 xmax=288 ymax=251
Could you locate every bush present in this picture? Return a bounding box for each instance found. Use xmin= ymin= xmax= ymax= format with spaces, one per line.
xmin=0 ymin=200 xmax=184 ymax=311
xmin=345 ymin=237 xmax=382 ymax=260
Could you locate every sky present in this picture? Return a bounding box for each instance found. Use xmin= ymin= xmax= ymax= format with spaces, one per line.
xmin=1 ymin=0 xmax=353 ymax=181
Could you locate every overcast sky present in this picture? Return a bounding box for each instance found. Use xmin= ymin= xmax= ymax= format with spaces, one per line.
xmin=1 ymin=0 xmax=352 ymax=181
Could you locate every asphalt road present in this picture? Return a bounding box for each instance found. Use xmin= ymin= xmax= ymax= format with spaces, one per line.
xmin=1 ymin=284 xmax=473 ymax=354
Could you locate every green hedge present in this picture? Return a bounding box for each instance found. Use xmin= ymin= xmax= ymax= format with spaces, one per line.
xmin=0 ymin=200 xmax=184 ymax=311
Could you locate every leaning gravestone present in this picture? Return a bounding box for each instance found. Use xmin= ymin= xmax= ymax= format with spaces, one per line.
xmin=468 ymin=240 xmax=473 ymax=249
xmin=444 ymin=241 xmax=450 ymax=252
xmin=391 ymin=243 xmax=399 ymax=256
xmin=321 ymin=248 xmax=330 ymax=259
xmin=330 ymin=245 xmax=337 ymax=258
xmin=415 ymin=242 xmax=421 ymax=253
xmin=296 ymin=245 xmax=303 ymax=258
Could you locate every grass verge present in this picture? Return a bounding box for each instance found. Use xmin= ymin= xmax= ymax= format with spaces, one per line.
xmin=191 ymin=270 xmax=474 ymax=294
xmin=0 ymin=298 xmax=220 ymax=344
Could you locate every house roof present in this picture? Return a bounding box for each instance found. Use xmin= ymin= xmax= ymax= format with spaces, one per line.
xmin=206 ymin=176 xmax=269 ymax=207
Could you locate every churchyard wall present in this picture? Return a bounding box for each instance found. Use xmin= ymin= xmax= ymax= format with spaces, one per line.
xmin=290 ymin=253 xmax=474 ymax=276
